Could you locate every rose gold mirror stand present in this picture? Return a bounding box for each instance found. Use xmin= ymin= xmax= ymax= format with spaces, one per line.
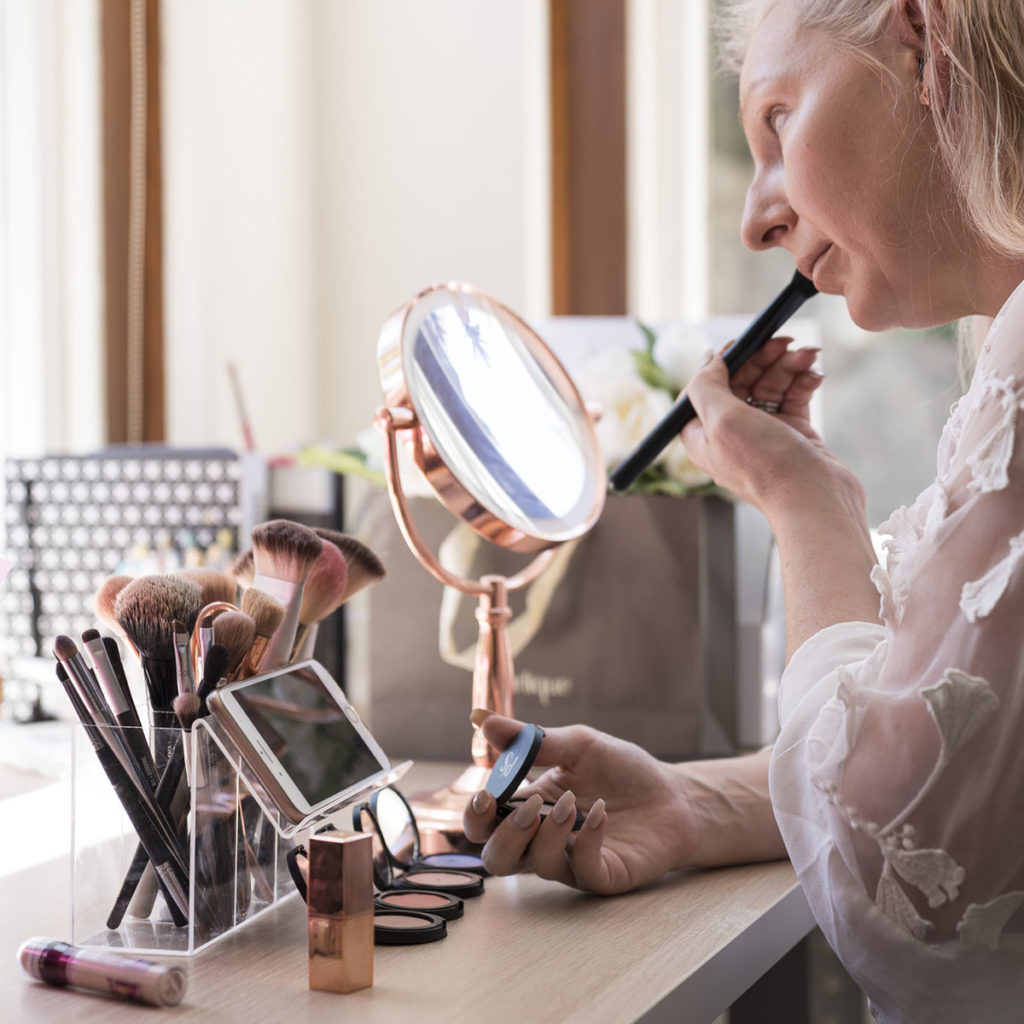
xmin=375 ymin=407 xmax=557 ymax=837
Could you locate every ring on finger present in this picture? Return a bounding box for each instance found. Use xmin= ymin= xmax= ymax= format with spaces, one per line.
xmin=746 ymin=396 xmax=783 ymax=413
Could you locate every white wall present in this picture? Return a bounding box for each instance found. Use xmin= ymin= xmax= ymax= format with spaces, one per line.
xmin=162 ymin=0 xmax=549 ymax=455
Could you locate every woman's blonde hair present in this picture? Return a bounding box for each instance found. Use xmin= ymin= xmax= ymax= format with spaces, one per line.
xmin=717 ymin=0 xmax=1024 ymax=257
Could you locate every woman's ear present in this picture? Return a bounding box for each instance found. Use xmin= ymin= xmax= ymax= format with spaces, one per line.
xmin=890 ymin=0 xmax=927 ymax=50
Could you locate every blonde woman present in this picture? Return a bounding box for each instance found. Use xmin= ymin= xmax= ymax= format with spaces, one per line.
xmin=464 ymin=1 xmax=1024 ymax=1019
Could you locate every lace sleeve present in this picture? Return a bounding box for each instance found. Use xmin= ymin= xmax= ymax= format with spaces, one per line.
xmin=767 ymin=284 xmax=1024 ymax=1021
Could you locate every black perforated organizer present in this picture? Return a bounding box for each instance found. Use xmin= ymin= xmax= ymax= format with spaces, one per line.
xmin=0 ymin=447 xmax=245 ymax=663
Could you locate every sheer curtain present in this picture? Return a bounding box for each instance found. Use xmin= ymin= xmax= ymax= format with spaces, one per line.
xmin=0 ymin=0 xmax=104 ymax=552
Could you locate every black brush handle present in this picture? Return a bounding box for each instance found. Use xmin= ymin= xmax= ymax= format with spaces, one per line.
xmin=609 ymin=270 xmax=818 ymax=491
xmin=56 ymin=666 xmax=190 ymax=927
xmin=106 ymin=733 xmax=189 ymax=929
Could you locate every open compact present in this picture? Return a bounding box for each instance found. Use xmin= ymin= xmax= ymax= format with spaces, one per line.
xmin=353 ymin=786 xmax=486 ymax=896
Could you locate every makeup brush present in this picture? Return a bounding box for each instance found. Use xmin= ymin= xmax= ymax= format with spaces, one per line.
xmin=229 ymin=548 xmax=254 ymax=590
xmin=177 ymin=567 xmax=237 ymax=609
xmin=313 ymin=528 xmax=387 ymax=602
xmin=80 ymin=629 xmax=159 ymax=794
xmin=57 ymin=660 xmax=190 ymax=929
xmin=289 ymin=539 xmax=348 ymax=662
xmin=172 ymin=620 xmax=196 ymax=697
xmin=173 ymin=692 xmax=202 ymax=786
xmin=113 ymin=575 xmax=203 ymax=736
xmin=238 ymin=589 xmax=285 ymax=678
xmin=609 ymin=268 xmax=818 ymax=490
xmin=190 ymin=602 xmax=237 ymax=677
xmin=94 ymin=574 xmax=134 ymax=644
xmin=212 ymin=610 xmax=256 ymax=681
xmin=249 ymin=520 xmax=323 ymax=671
xmin=196 ymin=643 xmax=229 ymax=712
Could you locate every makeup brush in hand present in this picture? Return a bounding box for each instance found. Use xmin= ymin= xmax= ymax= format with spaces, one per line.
xmin=289 ymin=539 xmax=348 ymax=662
xmin=113 ymin=575 xmax=203 ymax=735
xmin=238 ymin=589 xmax=285 ymax=678
xmin=249 ymin=520 xmax=323 ymax=671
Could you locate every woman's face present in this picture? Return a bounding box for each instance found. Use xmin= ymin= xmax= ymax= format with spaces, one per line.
xmin=739 ymin=2 xmax=983 ymax=328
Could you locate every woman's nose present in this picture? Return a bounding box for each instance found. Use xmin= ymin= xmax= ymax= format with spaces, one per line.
xmin=741 ymin=165 xmax=795 ymax=251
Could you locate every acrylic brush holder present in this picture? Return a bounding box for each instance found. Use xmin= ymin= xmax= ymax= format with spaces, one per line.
xmin=71 ymin=719 xmax=293 ymax=957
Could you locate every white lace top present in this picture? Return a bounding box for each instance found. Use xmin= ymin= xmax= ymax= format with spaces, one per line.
xmin=770 ymin=279 xmax=1024 ymax=1023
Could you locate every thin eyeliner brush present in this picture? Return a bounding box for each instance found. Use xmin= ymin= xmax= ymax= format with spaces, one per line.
xmin=609 ymin=269 xmax=818 ymax=491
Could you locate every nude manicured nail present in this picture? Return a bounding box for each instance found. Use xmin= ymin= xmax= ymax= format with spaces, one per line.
xmin=584 ymin=798 xmax=606 ymax=831
xmin=470 ymin=707 xmax=492 ymax=729
xmin=550 ymin=790 xmax=575 ymax=825
xmin=471 ymin=790 xmax=491 ymax=815
xmin=512 ymin=793 xmax=543 ymax=828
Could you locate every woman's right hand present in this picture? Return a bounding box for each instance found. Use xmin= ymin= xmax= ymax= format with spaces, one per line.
xmin=462 ymin=712 xmax=695 ymax=895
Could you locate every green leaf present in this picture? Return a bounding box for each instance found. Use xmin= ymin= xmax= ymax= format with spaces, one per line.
xmin=630 ymin=349 xmax=676 ymax=395
xmin=297 ymin=445 xmax=387 ymax=488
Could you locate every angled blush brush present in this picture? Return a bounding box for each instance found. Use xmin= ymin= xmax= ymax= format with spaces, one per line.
xmin=249 ymin=520 xmax=322 ymax=671
xmin=289 ymin=538 xmax=348 ymax=662
xmin=312 ymin=528 xmax=386 ymax=602
xmin=238 ymin=588 xmax=285 ymax=678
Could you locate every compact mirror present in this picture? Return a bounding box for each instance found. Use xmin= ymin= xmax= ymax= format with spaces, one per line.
xmin=375 ymin=283 xmax=606 ymax=832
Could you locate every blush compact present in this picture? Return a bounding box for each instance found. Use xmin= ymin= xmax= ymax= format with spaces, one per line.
xmin=373 ymin=910 xmax=447 ymax=945
xmin=374 ymin=888 xmax=464 ymax=921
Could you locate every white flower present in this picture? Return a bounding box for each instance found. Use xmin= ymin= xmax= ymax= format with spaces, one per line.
xmin=889 ymin=847 xmax=965 ymax=908
xmin=651 ymin=322 xmax=714 ymax=390
xmin=958 ymin=892 xmax=1024 ymax=950
xmin=662 ymin=437 xmax=713 ymax=490
xmin=573 ymin=350 xmax=674 ymax=467
xmin=876 ymin=870 xmax=933 ymax=939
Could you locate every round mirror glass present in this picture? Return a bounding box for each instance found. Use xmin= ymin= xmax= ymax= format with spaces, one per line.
xmin=374 ymin=787 xmax=419 ymax=868
xmin=396 ymin=285 xmax=605 ymax=546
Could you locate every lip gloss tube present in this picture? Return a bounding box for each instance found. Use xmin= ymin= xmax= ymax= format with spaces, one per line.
xmin=307 ymin=830 xmax=374 ymax=994
xmin=18 ymin=937 xmax=187 ymax=1008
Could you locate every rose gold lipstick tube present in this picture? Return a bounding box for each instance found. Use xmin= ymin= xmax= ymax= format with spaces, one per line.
xmin=307 ymin=831 xmax=374 ymax=994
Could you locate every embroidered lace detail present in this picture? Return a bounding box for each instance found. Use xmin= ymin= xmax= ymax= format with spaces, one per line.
xmin=965 ymin=373 xmax=1023 ymax=494
xmin=960 ymin=529 xmax=1024 ymax=622
xmin=957 ymin=892 xmax=1024 ymax=950
xmin=808 ymin=668 xmax=1000 ymax=941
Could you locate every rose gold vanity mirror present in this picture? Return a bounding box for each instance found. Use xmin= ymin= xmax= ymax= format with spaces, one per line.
xmin=375 ymin=282 xmax=606 ymax=833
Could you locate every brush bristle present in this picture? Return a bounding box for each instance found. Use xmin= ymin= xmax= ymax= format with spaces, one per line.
xmin=95 ymin=574 xmax=133 ymax=632
xmin=229 ymin=548 xmax=255 ymax=588
xmin=241 ymin=588 xmax=286 ymax=638
xmin=250 ymin=520 xmax=323 ymax=585
xmin=314 ymin=529 xmax=386 ymax=602
xmin=81 ymin=627 xmax=101 ymax=644
xmin=199 ymin=643 xmax=230 ymax=700
xmin=212 ymin=610 xmax=256 ymax=674
xmin=113 ymin=575 xmax=203 ymax=660
xmin=200 ymin=613 xmax=218 ymax=631
xmin=298 ymin=540 xmax=349 ymax=625
xmin=173 ymin=691 xmax=202 ymax=730
xmin=177 ymin=567 xmax=237 ymax=607
xmin=53 ymin=634 xmax=80 ymax=662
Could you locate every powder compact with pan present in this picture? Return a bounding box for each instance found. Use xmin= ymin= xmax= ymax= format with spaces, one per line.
xmin=353 ymin=787 xmax=486 ymax=897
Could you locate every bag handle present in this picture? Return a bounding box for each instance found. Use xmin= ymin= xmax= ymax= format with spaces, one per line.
xmin=437 ymin=524 xmax=581 ymax=670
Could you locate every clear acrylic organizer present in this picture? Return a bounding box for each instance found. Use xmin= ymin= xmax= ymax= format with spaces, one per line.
xmin=71 ymin=718 xmax=295 ymax=956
